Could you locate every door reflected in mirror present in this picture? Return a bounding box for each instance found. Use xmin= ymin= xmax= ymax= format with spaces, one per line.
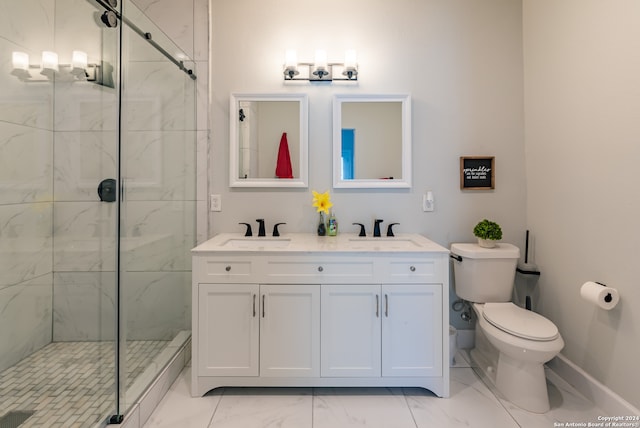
xmin=333 ymin=94 xmax=411 ymax=189
xmin=230 ymin=93 xmax=308 ymax=188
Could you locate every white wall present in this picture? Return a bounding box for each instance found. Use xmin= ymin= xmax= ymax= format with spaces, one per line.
xmin=209 ymin=0 xmax=526 ymax=274
xmin=523 ymin=0 xmax=640 ymax=409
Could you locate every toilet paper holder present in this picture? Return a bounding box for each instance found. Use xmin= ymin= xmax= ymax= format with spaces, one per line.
xmin=595 ymin=282 xmax=614 ymax=303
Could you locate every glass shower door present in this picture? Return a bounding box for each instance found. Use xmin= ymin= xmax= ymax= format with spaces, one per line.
xmin=51 ymin=0 xmax=122 ymax=424
xmin=117 ymin=0 xmax=196 ymax=416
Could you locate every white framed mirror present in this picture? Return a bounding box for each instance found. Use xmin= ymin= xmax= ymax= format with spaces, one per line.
xmin=332 ymin=94 xmax=412 ymax=189
xmin=230 ymin=93 xmax=308 ymax=188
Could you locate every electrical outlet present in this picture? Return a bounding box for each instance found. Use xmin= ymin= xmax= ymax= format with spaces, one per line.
xmin=210 ymin=194 xmax=222 ymax=212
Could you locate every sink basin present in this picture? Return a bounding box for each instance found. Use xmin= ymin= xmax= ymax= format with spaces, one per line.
xmin=347 ymin=237 xmax=421 ymax=250
xmin=222 ymin=238 xmax=291 ymax=249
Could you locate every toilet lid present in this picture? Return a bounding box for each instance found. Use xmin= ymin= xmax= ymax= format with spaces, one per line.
xmin=482 ymin=303 xmax=559 ymax=341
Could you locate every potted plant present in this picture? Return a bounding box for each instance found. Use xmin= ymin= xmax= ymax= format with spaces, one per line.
xmin=473 ymin=219 xmax=502 ymax=248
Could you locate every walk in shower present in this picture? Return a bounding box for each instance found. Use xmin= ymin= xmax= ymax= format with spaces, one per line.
xmin=1 ymin=0 xmax=196 ymax=426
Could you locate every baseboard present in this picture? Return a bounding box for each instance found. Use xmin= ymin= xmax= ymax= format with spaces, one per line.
xmin=547 ymin=353 xmax=640 ymax=417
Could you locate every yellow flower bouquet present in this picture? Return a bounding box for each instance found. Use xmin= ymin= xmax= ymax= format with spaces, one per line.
xmin=312 ymin=190 xmax=333 ymax=236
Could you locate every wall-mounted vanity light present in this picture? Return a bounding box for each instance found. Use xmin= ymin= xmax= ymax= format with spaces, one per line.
xmin=10 ymin=50 xmax=107 ymax=85
xmin=283 ymin=49 xmax=358 ymax=82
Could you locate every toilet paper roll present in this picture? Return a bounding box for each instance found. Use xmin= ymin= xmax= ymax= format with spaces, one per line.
xmin=580 ymin=281 xmax=619 ymax=310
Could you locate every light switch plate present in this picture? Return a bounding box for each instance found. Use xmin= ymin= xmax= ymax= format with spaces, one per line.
xmin=423 ymin=192 xmax=434 ymax=212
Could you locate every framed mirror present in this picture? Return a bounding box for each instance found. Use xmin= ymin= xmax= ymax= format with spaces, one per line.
xmin=332 ymin=94 xmax=412 ymax=189
xmin=230 ymin=93 xmax=308 ymax=187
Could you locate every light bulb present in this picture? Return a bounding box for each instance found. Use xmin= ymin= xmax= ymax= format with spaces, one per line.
xmin=12 ymin=52 xmax=29 ymax=71
xmin=344 ymin=49 xmax=357 ymax=71
xmin=71 ymin=50 xmax=88 ymax=71
xmin=314 ymin=49 xmax=327 ymax=71
xmin=41 ymin=51 xmax=59 ymax=72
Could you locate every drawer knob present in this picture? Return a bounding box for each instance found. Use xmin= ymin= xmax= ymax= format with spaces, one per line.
xmin=225 ymin=266 xmax=231 ymax=272
xmin=318 ymin=266 xmax=324 ymax=272
xmin=410 ymin=266 xmax=416 ymax=272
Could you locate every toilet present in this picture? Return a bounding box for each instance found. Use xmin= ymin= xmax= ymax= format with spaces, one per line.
xmin=450 ymin=242 xmax=564 ymax=413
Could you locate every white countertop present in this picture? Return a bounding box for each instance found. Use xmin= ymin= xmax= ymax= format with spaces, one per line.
xmin=192 ymin=232 xmax=449 ymax=254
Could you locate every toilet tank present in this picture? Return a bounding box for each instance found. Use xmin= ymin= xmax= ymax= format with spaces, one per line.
xmin=451 ymin=243 xmax=520 ymax=303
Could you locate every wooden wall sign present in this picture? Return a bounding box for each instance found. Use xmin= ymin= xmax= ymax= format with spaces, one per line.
xmin=460 ymin=156 xmax=495 ymax=190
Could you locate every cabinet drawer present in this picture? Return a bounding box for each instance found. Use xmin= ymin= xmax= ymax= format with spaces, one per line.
xmin=386 ymin=259 xmax=439 ymax=282
xmin=200 ymin=259 xmax=253 ymax=280
xmin=264 ymin=259 xmax=375 ymax=283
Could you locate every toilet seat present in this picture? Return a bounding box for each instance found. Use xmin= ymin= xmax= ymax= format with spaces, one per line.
xmin=482 ymin=303 xmax=559 ymax=341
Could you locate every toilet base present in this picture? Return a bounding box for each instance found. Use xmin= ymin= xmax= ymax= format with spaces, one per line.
xmin=471 ymin=325 xmax=551 ymax=413
xmin=496 ymin=352 xmax=550 ymax=413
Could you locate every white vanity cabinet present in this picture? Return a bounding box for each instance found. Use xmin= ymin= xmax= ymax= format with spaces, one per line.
xmin=192 ymin=233 xmax=450 ymax=398
xmin=198 ymin=283 xmax=319 ymax=378
xmin=321 ymin=283 xmax=442 ymax=378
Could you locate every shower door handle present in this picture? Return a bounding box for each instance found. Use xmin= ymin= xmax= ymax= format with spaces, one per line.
xmin=98 ymin=178 xmax=117 ymax=202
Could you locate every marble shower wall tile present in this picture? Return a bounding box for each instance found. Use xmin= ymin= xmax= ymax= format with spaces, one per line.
xmin=54 ymin=0 xmax=112 ymax=64
xmin=54 ymin=131 xmax=117 ymax=201
xmin=130 ymin=0 xmax=194 ymax=59
xmin=0 ymin=274 xmax=53 ymax=372
xmin=52 ymin=271 xmax=117 ymax=342
xmin=195 ymin=61 xmax=208 ymax=131
xmin=53 ymin=201 xmax=118 ymax=272
xmin=123 ymin=271 xmax=191 ymax=341
xmin=53 ymin=271 xmax=189 ymax=342
xmin=123 ymin=201 xmax=196 ymax=272
xmin=123 ymin=130 xmax=196 ymax=202
xmin=0 ymin=0 xmax=54 ymax=52
xmin=0 ymin=122 xmax=53 ymax=204
xmin=54 ymin=81 xmax=119 ymax=132
xmin=53 ymin=200 xmax=194 ymax=273
xmin=0 ymin=203 xmax=52 ymax=288
xmin=193 ymin=0 xmax=209 ymax=62
xmin=124 ymin=61 xmax=196 ymax=132
xmin=0 ymin=39 xmax=54 ymax=130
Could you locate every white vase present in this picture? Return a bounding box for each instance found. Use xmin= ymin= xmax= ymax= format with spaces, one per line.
xmin=477 ymin=238 xmax=497 ymax=248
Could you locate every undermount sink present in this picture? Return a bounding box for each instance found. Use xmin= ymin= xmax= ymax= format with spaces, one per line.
xmin=221 ymin=238 xmax=291 ymax=249
xmin=347 ymin=237 xmax=421 ymax=250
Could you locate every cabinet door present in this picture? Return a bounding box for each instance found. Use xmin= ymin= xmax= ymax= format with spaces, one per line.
xmin=381 ymin=284 xmax=442 ymax=377
xmin=321 ymin=284 xmax=381 ymax=377
xmin=198 ymin=283 xmax=259 ymax=376
xmin=260 ymin=284 xmax=320 ymax=377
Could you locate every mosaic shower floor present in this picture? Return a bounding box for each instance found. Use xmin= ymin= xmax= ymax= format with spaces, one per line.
xmin=0 ymin=340 xmax=169 ymax=428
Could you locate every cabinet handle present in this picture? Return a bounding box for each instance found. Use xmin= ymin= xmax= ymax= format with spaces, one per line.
xmin=410 ymin=265 xmax=416 ymax=272
xmin=385 ymin=294 xmax=389 ymax=317
xmin=376 ymin=294 xmax=379 ymax=317
xmin=262 ymin=294 xmax=265 ymax=318
xmin=317 ymin=266 xmax=323 ymax=272
xmin=225 ymin=265 xmax=231 ymax=272
xmin=252 ymin=294 xmax=256 ymax=317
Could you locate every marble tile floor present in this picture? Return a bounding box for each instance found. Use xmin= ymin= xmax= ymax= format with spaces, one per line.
xmin=0 ymin=340 xmax=168 ymax=428
xmin=144 ymin=351 xmax=610 ymax=428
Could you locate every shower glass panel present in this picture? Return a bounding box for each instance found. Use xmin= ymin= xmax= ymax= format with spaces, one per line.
xmin=0 ymin=0 xmax=195 ymax=426
xmin=118 ymin=0 xmax=196 ymax=415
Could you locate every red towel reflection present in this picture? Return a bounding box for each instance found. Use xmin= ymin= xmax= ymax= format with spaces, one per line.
xmin=275 ymin=132 xmax=293 ymax=179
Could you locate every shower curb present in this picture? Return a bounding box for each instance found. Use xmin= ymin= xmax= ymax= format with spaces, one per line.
xmin=107 ymin=337 xmax=191 ymax=428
